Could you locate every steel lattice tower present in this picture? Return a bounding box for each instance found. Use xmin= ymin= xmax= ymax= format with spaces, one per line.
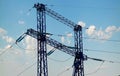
xmin=34 ymin=4 xmax=48 ymax=76
xmin=34 ymin=3 xmax=84 ymax=76
xmin=73 ymin=25 xmax=84 ymax=76
xmin=15 ymin=3 xmax=107 ymax=76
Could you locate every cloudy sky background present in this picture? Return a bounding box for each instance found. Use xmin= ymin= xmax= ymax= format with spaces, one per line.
xmin=0 ymin=0 xmax=120 ymax=76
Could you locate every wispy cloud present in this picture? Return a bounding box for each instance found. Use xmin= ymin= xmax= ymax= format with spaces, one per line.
xmin=105 ymin=26 xmax=120 ymax=33
xmin=19 ymin=9 xmax=31 ymax=16
xmin=2 ymin=36 xmax=14 ymax=43
xmin=60 ymin=32 xmax=73 ymax=44
xmin=0 ymin=27 xmax=7 ymax=35
xmin=78 ymin=21 xmax=86 ymax=27
xmin=0 ymin=27 xmax=14 ymax=43
xmin=18 ymin=20 xmax=25 ymax=25
xmin=66 ymin=33 xmax=73 ymax=37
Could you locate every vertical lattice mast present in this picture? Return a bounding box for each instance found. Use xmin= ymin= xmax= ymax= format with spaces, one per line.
xmin=73 ymin=25 xmax=84 ymax=76
xmin=34 ymin=3 xmax=48 ymax=76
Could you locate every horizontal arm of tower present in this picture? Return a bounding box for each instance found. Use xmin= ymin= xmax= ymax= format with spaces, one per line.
xmin=15 ymin=33 xmax=27 ymax=43
xmin=26 ymin=28 xmax=75 ymax=56
xmin=87 ymin=57 xmax=105 ymax=62
xmin=45 ymin=7 xmax=77 ymax=29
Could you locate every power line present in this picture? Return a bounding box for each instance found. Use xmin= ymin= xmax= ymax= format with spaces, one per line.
xmin=15 ymin=56 xmax=120 ymax=76
xmin=15 ymin=58 xmax=120 ymax=76
xmin=16 ymin=43 xmax=120 ymax=55
xmin=16 ymin=61 xmax=72 ymax=76
xmin=0 ymin=44 xmax=14 ymax=56
xmin=85 ymin=61 xmax=104 ymax=75
xmin=83 ymin=37 xmax=120 ymax=42
xmin=88 ymin=57 xmax=120 ymax=64
xmin=57 ymin=66 xmax=72 ymax=76
xmin=15 ymin=56 xmax=36 ymax=70
xmin=13 ymin=43 xmax=120 ymax=55
xmin=48 ymin=56 xmax=73 ymax=62
xmin=16 ymin=48 xmax=58 ymax=76
xmin=16 ymin=36 xmax=120 ymax=55
xmin=16 ymin=57 xmax=72 ymax=76
xmin=84 ymin=49 xmax=120 ymax=54
xmin=68 ymin=46 xmax=120 ymax=55
xmin=17 ymin=62 xmax=36 ymax=76
xmin=85 ymin=57 xmax=120 ymax=75
xmin=48 ymin=33 xmax=120 ymax=43
xmin=15 ymin=43 xmax=36 ymax=51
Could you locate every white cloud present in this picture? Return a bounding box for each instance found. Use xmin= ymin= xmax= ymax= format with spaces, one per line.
xmin=95 ymin=29 xmax=111 ymax=39
xmin=4 ymin=44 xmax=12 ymax=49
xmin=105 ymin=26 xmax=117 ymax=33
xmin=0 ymin=27 xmax=7 ymax=36
xmin=86 ymin=25 xmax=96 ymax=36
xmin=0 ymin=27 xmax=14 ymax=43
xmin=24 ymin=35 xmax=36 ymax=54
xmin=24 ymin=35 xmax=57 ymax=55
xmin=86 ymin=25 xmax=120 ymax=40
xmin=66 ymin=33 xmax=73 ymax=37
xmin=18 ymin=20 xmax=25 ymax=25
xmin=78 ymin=21 xmax=86 ymax=27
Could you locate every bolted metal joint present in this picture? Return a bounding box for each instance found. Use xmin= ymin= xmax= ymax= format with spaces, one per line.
xmin=74 ymin=25 xmax=82 ymax=32
xmin=34 ymin=3 xmax=45 ymax=11
xmin=75 ymin=52 xmax=84 ymax=60
xmin=37 ymin=34 xmax=46 ymax=41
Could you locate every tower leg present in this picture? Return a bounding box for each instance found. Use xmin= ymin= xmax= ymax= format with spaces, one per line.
xmin=73 ymin=25 xmax=84 ymax=76
xmin=34 ymin=3 xmax=48 ymax=76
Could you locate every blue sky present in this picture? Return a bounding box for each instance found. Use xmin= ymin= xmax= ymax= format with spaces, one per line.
xmin=0 ymin=0 xmax=120 ymax=76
